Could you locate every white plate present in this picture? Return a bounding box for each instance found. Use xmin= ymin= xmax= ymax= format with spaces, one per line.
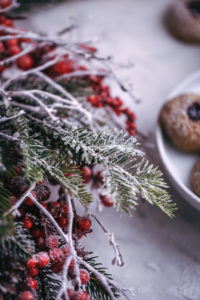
xmin=156 ymin=70 xmax=200 ymax=210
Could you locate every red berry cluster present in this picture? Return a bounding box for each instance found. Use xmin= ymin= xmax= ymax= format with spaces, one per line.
xmin=0 ymin=6 xmax=137 ymax=298
xmin=0 ymin=14 xmax=34 ymax=71
xmin=22 ymin=245 xmax=90 ymax=299
xmin=0 ymin=11 xmax=136 ymax=135
xmin=7 ymin=169 xmax=92 ymax=299
xmin=87 ymin=76 xmax=136 ymax=135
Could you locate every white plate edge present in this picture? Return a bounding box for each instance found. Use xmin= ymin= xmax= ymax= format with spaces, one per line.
xmin=155 ymin=70 xmax=200 ymax=210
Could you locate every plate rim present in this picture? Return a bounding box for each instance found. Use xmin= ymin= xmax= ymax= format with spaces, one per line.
xmin=155 ymin=70 xmax=200 ymax=210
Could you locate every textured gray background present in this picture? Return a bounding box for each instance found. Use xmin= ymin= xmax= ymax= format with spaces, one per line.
xmin=25 ymin=1 xmax=200 ymax=299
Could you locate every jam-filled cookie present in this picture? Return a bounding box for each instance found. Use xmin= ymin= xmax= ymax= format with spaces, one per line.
xmin=165 ymin=0 xmax=200 ymax=43
xmin=191 ymin=159 xmax=200 ymax=196
xmin=159 ymin=93 xmax=200 ymax=152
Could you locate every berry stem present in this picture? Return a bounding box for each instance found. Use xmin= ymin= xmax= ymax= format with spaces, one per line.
xmin=63 ymin=189 xmax=81 ymax=290
xmin=91 ymin=213 xmax=124 ymax=267
xmin=55 ymin=255 xmax=72 ymax=300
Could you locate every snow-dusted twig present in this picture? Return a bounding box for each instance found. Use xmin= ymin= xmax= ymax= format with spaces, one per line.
xmin=94 ymin=55 xmax=139 ymax=104
xmin=56 ymin=69 xmax=108 ymax=81
xmin=2 ymin=55 xmax=62 ymax=90
xmin=91 ymin=213 xmax=124 ymax=267
xmin=9 ymin=90 xmax=57 ymax=121
xmin=3 ymin=183 xmax=36 ymax=218
xmin=0 ymin=132 xmax=19 ymax=141
xmin=0 ymin=111 xmax=24 ymax=123
xmin=35 ymin=72 xmax=94 ymax=128
xmin=10 ymin=101 xmax=43 ymax=114
xmin=63 ymin=190 xmax=81 ymax=290
xmin=0 ymin=43 xmax=35 ymax=66
xmin=0 ymin=25 xmax=72 ymax=47
xmin=56 ymin=255 xmax=72 ymax=300
xmin=0 ymin=0 xmax=19 ymax=13
xmin=28 ymin=188 xmax=70 ymax=243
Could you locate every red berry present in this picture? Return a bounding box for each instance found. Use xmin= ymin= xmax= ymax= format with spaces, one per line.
xmin=0 ymin=41 xmax=4 ymax=52
xmin=6 ymin=38 xmax=18 ymax=47
xmin=9 ymin=45 xmax=21 ymax=56
xmin=114 ymin=107 xmax=123 ymax=116
xmin=61 ymin=244 xmax=70 ymax=256
xmin=41 ymin=202 xmax=47 ymax=209
xmin=17 ymin=55 xmax=34 ymax=70
xmin=79 ymin=43 xmax=97 ymax=53
xmin=87 ymin=95 xmax=98 ymax=105
xmin=78 ymin=217 xmax=91 ymax=231
xmin=53 ymin=59 xmax=73 ymax=75
xmin=100 ymin=194 xmax=113 ymax=207
xmin=69 ymin=258 xmax=75 ymax=270
xmin=36 ymin=252 xmax=50 ymax=268
xmin=50 ymin=201 xmax=60 ymax=208
xmin=0 ymin=64 xmax=5 ymax=73
xmin=80 ymin=269 xmax=90 ymax=285
xmin=23 ymin=218 xmax=33 ymax=230
xmin=77 ymin=65 xmax=88 ymax=71
xmin=24 ymin=191 xmax=36 ymax=206
xmin=67 ymin=290 xmax=90 ymax=300
xmin=28 ymin=267 xmax=39 ymax=277
xmin=49 ymin=248 xmax=64 ymax=263
xmin=106 ymin=97 xmax=113 ymax=105
xmin=0 ymin=0 xmax=11 ymax=9
xmin=79 ymin=291 xmax=90 ymax=300
xmin=37 ymin=237 xmax=46 ymax=250
xmin=46 ymin=235 xmax=59 ymax=248
xmin=0 ymin=15 xmax=5 ymax=23
xmin=62 ymin=203 xmax=68 ymax=215
xmin=26 ymin=257 xmax=37 ymax=269
xmin=67 ymin=289 xmax=76 ymax=298
xmin=128 ymin=129 xmax=136 ymax=136
xmin=126 ymin=120 xmax=136 ymax=129
xmin=14 ymin=165 xmax=22 ymax=174
xmin=52 ymin=262 xmax=64 ymax=274
xmin=82 ymin=166 xmax=92 ymax=183
xmin=32 ymin=228 xmax=43 ymax=239
xmin=2 ymin=18 xmax=13 ymax=27
xmin=19 ymin=291 xmax=34 ymax=300
xmin=34 ymin=184 xmax=50 ymax=201
xmin=27 ymin=277 xmax=38 ymax=290
xmin=58 ymin=216 xmax=68 ymax=228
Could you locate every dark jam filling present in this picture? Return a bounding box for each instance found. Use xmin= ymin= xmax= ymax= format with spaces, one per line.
xmin=187 ymin=1 xmax=200 ymax=17
xmin=187 ymin=102 xmax=200 ymax=121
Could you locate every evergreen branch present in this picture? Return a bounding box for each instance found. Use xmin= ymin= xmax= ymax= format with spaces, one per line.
xmin=0 ymin=222 xmax=35 ymax=261
xmin=39 ymin=266 xmax=63 ymax=300
xmin=7 ymin=109 xmax=93 ymax=207
xmin=0 ymin=185 xmax=13 ymax=237
xmin=80 ymin=253 xmax=121 ymax=300
xmin=38 ymin=125 xmax=175 ymax=217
